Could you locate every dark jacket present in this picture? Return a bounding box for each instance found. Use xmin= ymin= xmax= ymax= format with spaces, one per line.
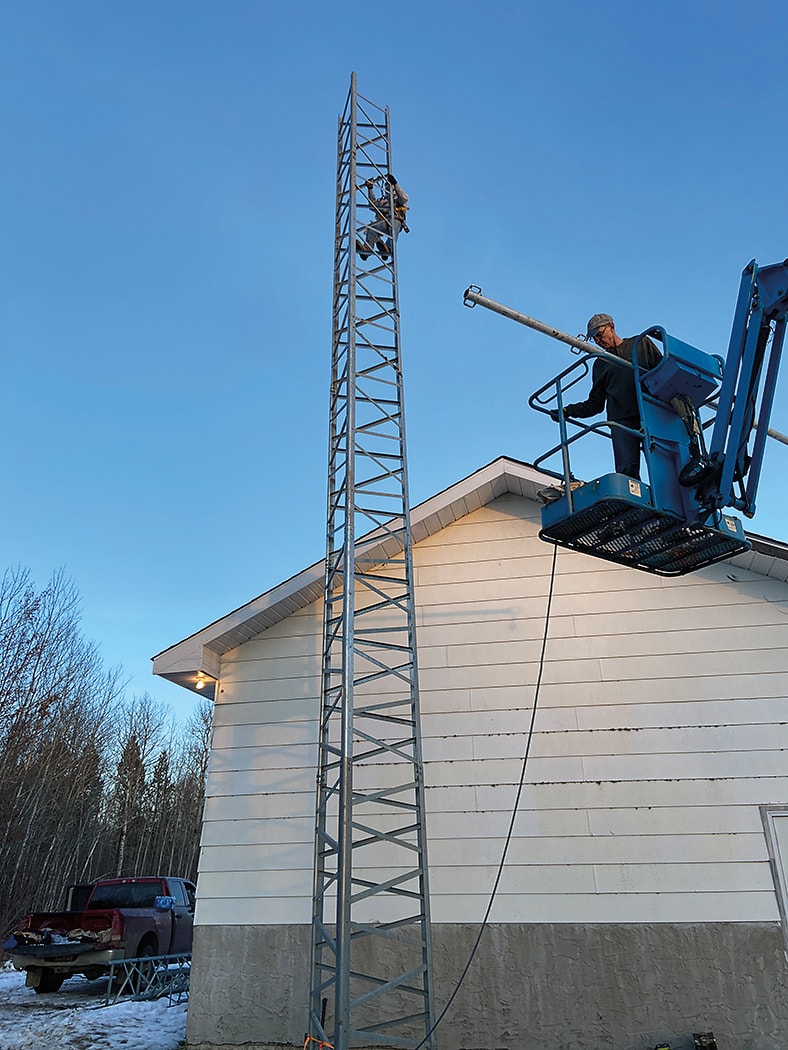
xmin=565 ymin=335 xmax=661 ymax=424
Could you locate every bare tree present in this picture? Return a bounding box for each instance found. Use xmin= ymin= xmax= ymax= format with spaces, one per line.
xmin=0 ymin=568 xmax=123 ymax=934
xmin=0 ymin=568 xmax=212 ymax=941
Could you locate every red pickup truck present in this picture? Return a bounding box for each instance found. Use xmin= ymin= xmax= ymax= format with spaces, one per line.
xmin=5 ymin=876 xmax=196 ymax=993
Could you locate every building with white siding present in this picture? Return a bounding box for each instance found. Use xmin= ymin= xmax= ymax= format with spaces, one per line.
xmin=154 ymin=456 xmax=788 ymax=1050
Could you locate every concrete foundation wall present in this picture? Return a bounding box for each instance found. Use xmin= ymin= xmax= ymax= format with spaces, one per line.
xmin=186 ymin=921 xmax=788 ymax=1050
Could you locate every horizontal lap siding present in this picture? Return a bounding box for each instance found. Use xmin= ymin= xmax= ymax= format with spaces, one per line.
xmin=195 ymin=493 xmax=788 ymax=927
xmin=196 ymin=602 xmax=321 ymax=928
xmin=197 ymin=835 xmax=769 ymax=871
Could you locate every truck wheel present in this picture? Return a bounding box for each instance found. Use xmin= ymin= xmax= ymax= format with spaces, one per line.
xmin=33 ymin=970 xmax=65 ymax=994
xmin=134 ymin=942 xmax=157 ymax=995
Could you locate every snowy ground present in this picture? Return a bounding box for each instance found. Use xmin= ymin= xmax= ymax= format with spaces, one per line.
xmin=0 ymin=961 xmax=187 ymax=1050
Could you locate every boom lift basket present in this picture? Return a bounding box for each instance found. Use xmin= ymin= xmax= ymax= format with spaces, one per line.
xmin=465 ymin=258 xmax=788 ymax=577
xmin=532 ymin=328 xmax=751 ymax=576
xmin=539 ymin=472 xmax=750 ymax=577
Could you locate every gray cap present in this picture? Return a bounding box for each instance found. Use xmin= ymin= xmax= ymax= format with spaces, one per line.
xmin=586 ymin=312 xmax=614 ymax=338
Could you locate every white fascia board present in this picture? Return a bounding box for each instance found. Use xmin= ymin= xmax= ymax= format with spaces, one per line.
xmin=151 ymin=458 xmax=551 ymax=693
xmin=151 ymin=560 xmax=325 ymax=694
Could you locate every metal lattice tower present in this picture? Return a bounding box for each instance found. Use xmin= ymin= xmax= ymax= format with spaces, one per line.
xmin=309 ymin=74 xmax=436 ymax=1050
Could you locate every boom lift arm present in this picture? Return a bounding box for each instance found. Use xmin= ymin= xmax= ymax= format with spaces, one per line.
xmin=707 ymin=259 xmax=788 ymax=517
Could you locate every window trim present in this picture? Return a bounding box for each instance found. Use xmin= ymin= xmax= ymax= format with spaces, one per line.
xmin=761 ymin=805 xmax=788 ymax=947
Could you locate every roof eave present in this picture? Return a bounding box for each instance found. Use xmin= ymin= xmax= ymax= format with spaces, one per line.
xmin=152 ymin=456 xmax=788 ymax=694
xmin=151 ymin=457 xmax=550 ymax=691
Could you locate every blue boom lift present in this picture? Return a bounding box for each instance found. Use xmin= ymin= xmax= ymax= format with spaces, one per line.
xmin=463 ymin=259 xmax=788 ymax=576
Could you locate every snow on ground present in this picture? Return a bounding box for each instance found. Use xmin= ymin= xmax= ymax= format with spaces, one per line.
xmin=0 ymin=961 xmax=187 ymax=1050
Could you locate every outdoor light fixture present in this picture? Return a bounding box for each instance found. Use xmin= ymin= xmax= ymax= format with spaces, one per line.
xmin=188 ymin=671 xmax=216 ymax=698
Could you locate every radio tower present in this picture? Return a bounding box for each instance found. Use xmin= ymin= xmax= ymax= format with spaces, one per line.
xmin=308 ymin=74 xmax=436 ymax=1050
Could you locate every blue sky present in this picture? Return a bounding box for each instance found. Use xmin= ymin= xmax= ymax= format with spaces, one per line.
xmin=2 ymin=0 xmax=787 ymax=724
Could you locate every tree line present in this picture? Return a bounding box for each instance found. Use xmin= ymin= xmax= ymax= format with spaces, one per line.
xmin=0 ymin=565 xmax=211 ymax=940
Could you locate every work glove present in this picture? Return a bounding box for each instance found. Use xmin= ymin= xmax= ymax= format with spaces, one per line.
xmin=549 ymin=409 xmax=560 ymax=422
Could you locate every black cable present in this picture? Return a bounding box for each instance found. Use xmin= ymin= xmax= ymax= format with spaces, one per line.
xmin=416 ymin=542 xmax=560 ymax=1050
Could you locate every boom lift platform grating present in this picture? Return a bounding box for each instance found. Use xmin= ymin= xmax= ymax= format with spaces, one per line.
xmin=539 ymin=473 xmax=749 ymax=576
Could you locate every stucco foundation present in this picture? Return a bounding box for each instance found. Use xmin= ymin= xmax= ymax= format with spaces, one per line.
xmin=185 ymin=921 xmax=788 ymax=1050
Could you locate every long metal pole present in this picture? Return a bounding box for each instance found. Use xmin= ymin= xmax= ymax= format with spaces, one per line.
xmin=462 ymin=285 xmax=628 ymax=367
xmin=335 ymin=74 xmax=358 ymax=1050
xmin=463 ymin=285 xmax=788 ymax=447
xmin=765 ymin=425 xmax=788 ymax=446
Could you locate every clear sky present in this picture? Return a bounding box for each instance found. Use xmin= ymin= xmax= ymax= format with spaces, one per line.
xmin=3 ymin=0 xmax=787 ymax=725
